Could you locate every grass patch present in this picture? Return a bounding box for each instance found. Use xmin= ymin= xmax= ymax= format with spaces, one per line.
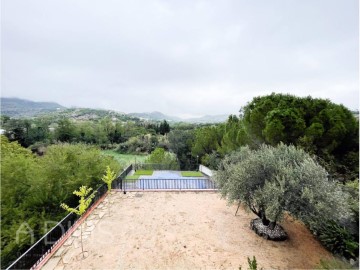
xmin=125 ymin=175 xmax=140 ymax=181
xmin=102 ymin=151 xmax=148 ymax=166
xmin=181 ymin=171 xmax=204 ymax=177
xmin=134 ymin=170 xmax=153 ymax=176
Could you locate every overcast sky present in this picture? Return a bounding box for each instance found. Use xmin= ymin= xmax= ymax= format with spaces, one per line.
xmin=2 ymin=0 xmax=359 ymax=118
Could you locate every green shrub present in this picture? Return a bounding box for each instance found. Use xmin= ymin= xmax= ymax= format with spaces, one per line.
xmin=239 ymin=256 xmax=260 ymax=270
xmin=145 ymin=148 xmax=180 ymax=170
xmin=1 ymin=140 xmax=121 ymax=267
xmin=247 ymin=256 xmax=258 ymax=270
xmin=317 ymin=258 xmax=353 ymax=269
xmin=318 ymin=220 xmax=359 ymax=259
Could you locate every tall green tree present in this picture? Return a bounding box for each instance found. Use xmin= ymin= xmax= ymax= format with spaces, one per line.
xmin=168 ymin=130 xmax=195 ymax=170
xmin=158 ymin=120 xmax=170 ymax=135
xmin=55 ymin=118 xmax=77 ymax=142
xmin=191 ymin=125 xmax=223 ymax=164
xmin=145 ymin=147 xmax=179 ymax=169
xmin=241 ymin=93 xmax=359 ymax=181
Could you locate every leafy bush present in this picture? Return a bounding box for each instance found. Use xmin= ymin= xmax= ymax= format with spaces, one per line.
xmin=116 ymin=134 xmax=161 ymax=154
xmin=317 ymin=258 xmax=353 ymax=269
xmin=318 ymin=220 xmax=359 ymax=259
xmin=145 ymin=148 xmax=179 ymax=170
xmin=1 ymin=139 xmax=120 ymax=267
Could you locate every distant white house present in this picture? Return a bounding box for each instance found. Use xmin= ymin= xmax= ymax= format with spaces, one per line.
xmin=0 ymin=129 xmax=5 ymax=135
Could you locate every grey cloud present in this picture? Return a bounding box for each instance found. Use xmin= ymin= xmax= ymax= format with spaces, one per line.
xmin=2 ymin=0 xmax=358 ymax=117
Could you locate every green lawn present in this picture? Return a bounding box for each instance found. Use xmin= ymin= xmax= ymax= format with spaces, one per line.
xmin=125 ymin=175 xmax=140 ymax=181
xmin=181 ymin=171 xmax=204 ymax=177
xmin=134 ymin=170 xmax=154 ymax=176
xmin=102 ymin=150 xmax=148 ymax=166
xmin=125 ymin=175 xmax=140 ymax=180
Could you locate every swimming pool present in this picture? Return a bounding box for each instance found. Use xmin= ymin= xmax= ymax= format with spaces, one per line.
xmin=124 ymin=178 xmax=216 ymax=190
xmin=124 ymin=171 xmax=216 ymax=190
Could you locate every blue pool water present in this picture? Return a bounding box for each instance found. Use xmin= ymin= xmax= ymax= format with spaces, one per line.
xmin=125 ymin=170 xmax=216 ymax=190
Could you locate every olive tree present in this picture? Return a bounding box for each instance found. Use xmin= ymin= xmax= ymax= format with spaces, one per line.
xmin=215 ymin=143 xmax=350 ymax=234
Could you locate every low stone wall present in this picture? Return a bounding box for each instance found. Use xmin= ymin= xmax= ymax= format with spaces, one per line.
xmin=199 ymin=165 xmax=213 ymax=177
xmin=250 ymin=218 xmax=288 ymax=241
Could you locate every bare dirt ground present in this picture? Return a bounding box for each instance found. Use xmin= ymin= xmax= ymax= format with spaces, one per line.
xmin=43 ymin=191 xmax=332 ymax=269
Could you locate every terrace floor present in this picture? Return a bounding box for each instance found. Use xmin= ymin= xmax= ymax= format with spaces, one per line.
xmin=42 ymin=192 xmax=332 ymax=270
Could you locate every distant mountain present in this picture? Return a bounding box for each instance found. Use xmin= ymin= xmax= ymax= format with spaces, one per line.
xmin=1 ymin=97 xmax=229 ymax=123
xmin=1 ymin=97 xmax=65 ymax=118
xmin=46 ymin=107 xmax=135 ymax=122
xmin=129 ymin=111 xmax=182 ymax=122
xmin=129 ymin=111 xmax=228 ymax=123
xmin=184 ymin=114 xmax=229 ymax=123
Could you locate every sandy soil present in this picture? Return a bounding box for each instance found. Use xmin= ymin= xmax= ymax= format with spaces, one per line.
xmin=56 ymin=192 xmax=332 ymax=269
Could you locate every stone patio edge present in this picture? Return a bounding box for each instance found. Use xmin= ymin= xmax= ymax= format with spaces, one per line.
xmin=33 ymin=191 xmax=109 ymax=270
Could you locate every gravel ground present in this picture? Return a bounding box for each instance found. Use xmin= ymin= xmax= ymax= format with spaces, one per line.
xmin=42 ymin=191 xmax=332 ymax=270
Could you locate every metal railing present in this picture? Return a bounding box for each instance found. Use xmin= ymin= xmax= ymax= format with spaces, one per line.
xmin=112 ymin=164 xmax=133 ymax=190
xmin=123 ymin=178 xmax=217 ymax=190
xmin=5 ymin=212 xmax=78 ymax=270
xmin=5 ymin=183 xmax=108 ymax=270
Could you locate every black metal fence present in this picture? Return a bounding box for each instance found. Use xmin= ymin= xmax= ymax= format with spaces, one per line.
xmin=6 ymin=165 xmax=133 ymax=270
xmin=112 ymin=164 xmax=133 ymax=189
xmin=123 ymin=178 xmax=217 ymax=190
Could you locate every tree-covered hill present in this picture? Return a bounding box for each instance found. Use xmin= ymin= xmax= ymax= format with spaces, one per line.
xmin=1 ymin=97 xmax=65 ymax=118
xmin=1 ymin=97 xmax=228 ymax=124
xmin=42 ymin=108 xmax=138 ymax=122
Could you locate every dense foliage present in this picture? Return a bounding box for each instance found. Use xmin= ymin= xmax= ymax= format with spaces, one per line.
xmin=144 ymin=147 xmax=180 ymax=170
xmin=242 ymin=93 xmax=359 ymax=181
xmin=168 ymin=130 xmax=196 ymax=170
xmin=1 ymin=137 xmax=120 ymax=267
xmin=192 ymin=94 xmax=358 ymax=183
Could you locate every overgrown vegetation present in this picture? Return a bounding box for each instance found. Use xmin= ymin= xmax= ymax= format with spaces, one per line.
xmin=317 ymin=258 xmax=354 ymax=269
xmin=143 ymin=147 xmax=180 ymax=170
xmin=193 ymin=93 xmax=359 ymax=183
xmin=1 ymin=137 xmax=120 ymax=267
